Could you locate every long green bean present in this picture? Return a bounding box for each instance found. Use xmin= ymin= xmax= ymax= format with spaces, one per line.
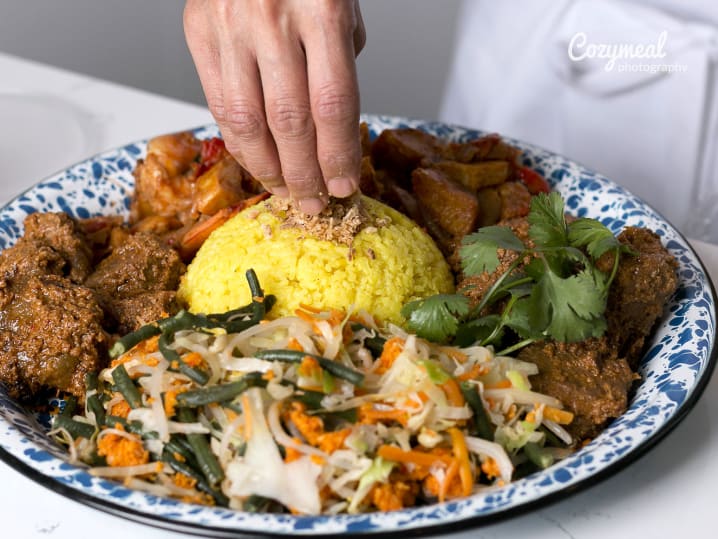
xmin=61 ymin=395 xmax=78 ymax=418
xmin=159 ymin=332 xmax=210 ymax=385
xmin=161 ymin=450 xmax=229 ymax=506
xmin=460 ymin=381 xmax=494 ymax=441
xmin=111 ymin=364 xmax=143 ymax=409
xmin=85 ymin=373 xmax=105 ymax=426
xmin=350 ymin=323 xmax=386 ymax=357
xmin=176 ymin=372 xmax=266 ymax=407
xmin=53 ymin=415 xmax=96 ymax=440
xmin=177 ymin=407 xmax=224 ymax=487
xmin=254 ymin=349 xmax=365 ymax=387
xmin=524 ymin=441 xmax=554 ymax=469
xmin=109 ymin=323 xmax=161 ymax=358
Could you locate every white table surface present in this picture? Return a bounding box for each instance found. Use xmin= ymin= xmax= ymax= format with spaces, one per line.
xmin=0 ymin=51 xmax=716 ymax=539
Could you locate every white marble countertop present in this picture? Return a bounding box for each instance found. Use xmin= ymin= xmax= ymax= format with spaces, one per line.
xmin=0 ymin=51 xmax=716 ymax=539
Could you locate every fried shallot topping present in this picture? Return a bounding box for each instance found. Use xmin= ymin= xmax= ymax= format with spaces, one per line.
xmin=268 ymin=195 xmax=387 ymax=246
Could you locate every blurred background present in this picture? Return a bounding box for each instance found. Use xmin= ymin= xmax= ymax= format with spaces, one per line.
xmin=0 ymin=0 xmax=462 ymax=119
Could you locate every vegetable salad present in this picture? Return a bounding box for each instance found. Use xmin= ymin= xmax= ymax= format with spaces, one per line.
xmin=53 ymin=271 xmax=574 ymax=515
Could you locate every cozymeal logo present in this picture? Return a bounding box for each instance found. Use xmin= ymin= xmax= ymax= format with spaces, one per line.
xmin=568 ymin=30 xmax=688 ymax=73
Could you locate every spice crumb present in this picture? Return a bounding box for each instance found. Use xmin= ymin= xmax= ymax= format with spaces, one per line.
xmin=269 ymin=195 xmax=384 ymax=246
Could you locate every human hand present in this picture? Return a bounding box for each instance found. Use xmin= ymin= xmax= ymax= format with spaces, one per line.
xmin=184 ymin=0 xmax=366 ymax=214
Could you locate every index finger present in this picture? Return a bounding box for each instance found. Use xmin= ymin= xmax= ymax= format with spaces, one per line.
xmin=303 ymin=8 xmax=361 ymax=199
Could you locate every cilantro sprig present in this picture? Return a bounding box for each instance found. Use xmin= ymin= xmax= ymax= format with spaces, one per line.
xmin=401 ymin=192 xmax=632 ymax=351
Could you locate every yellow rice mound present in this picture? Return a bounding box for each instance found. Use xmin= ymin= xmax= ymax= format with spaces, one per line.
xmin=178 ymin=195 xmax=454 ymax=325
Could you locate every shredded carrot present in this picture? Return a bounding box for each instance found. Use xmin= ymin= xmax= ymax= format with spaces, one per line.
xmin=110 ymin=335 xmax=161 ymax=367
xmin=485 ymin=396 xmax=496 ymax=410
xmin=456 ymin=363 xmax=486 ymax=381
xmin=97 ymin=427 xmax=149 ymax=467
xmin=543 ymin=406 xmax=574 ymax=425
xmin=143 ymin=356 xmax=160 ymax=367
xmin=481 ymin=457 xmax=501 ymax=479
xmin=485 ymin=379 xmax=512 ymax=389
xmin=297 ymin=356 xmax=322 ymax=380
xmin=297 ymin=304 xmax=346 ymax=327
xmin=284 ymin=438 xmax=304 ymax=463
xmin=377 ymin=445 xmax=453 ymax=468
xmin=316 ymin=428 xmax=351 ymax=454
xmin=506 ymin=404 xmax=518 ymax=420
xmin=370 ymin=479 xmax=418 ymax=511
xmin=286 ymin=338 xmax=304 ymax=352
xmin=440 ymin=378 xmax=465 ymax=408
xmin=448 ymin=427 xmax=473 ymax=497
xmin=137 ymin=335 xmax=160 ymax=354
xmin=180 ymin=492 xmax=215 ymax=506
xmin=163 ymin=389 xmax=185 ymax=418
xmin=295 ymin=309 xmax=320 ymax=329
xmin=109 ymin=397 xmax=131 ymax=419
xmin=298 ymin=303 xmax=322 ymax=314
xmin=183 ymin=352 xmax=204 ymax=368
xmin=285 ymin=401 xmax=324 ymax=446
xmin=375 ymin=337 xmax=404 ymax=374
xmin=310 ymin=454 xmax=325 ymax=466
xmin=262 ymin=370 xmax=275 ymax=381
xmin=173 ymin=472 xmax=197 ymax=489
xmin=438 ymin=459 xmax=460 ymax=502
xmin=326 ymin=308 xmax=346 ymax=327
xmin=358 ymin=403 xmax=409 ymax=427
xmin=438 ymin=346 xmax=468 ymax=364
xmin=241 ymin=394 xmax=253 ymax=439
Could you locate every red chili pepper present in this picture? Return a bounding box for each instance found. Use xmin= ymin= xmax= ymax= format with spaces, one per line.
xmin=517 ymin=166 xmax=550 ymax=195
xmin=196 ymin=137 xmax=228 ymax=176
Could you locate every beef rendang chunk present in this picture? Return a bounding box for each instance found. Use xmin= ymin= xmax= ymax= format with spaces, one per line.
xmin=0 ymin=212 xmax=185 ymax=401
xmin=0 ymin=213 xmax=106 ymax=401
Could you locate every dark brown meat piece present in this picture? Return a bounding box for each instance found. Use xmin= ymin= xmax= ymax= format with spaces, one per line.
xmin=599 ymin=227 xmax=679 ymax=368
xmin=412 ymin=168 xmax=479 ymax=238
xmin=0 ymin=275 xmax=108 ymax=401
xmin=1 ymin=212 xmax=93 ymax=284
xmin=497 ymin=181 xmax=532 ymax=220
xmin=0 ymin=241 xmax=68 ymax=283
xmin=86 ymin=232 xmax=184 ymax=298
xmin=371 ymin=128 xmax=448 ymax=185
xmin=476 ymin=187 xmax=503 ymax=228
xmin=446 ymin=134 xmax=521 ymax=164
xmin=85 ymin=232 xmax=184 ymax=331
xmin=109 ymin=291 xmax=179 ymax=335
xmin=519 ymin=338 xmax=637 ymax=441
xmin=429 ymin=161 xmax=510 ymax=192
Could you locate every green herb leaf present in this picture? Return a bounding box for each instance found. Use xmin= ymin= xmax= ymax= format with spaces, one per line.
xmin=567 ymin=217 xmax=623 ymax=260
xmin=460 ymin=226 xmax=525 ymax=276
xmin=529 ymin=267 xmax=607 ymax=342
xmin=503 ymin=297 xmax=537 ymax=340
xmin=402 ymin=294 xmax=469 ymax=343
xmin=455 ymin=314 xmax=502 ymax=347
xmin=528 ymin=192 xmax=568 ymax=249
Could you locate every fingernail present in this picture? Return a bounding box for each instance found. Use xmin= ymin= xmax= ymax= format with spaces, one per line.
xmin=269 ymin=186 xmax=289 ymax=197
xmin=328 ymin=177 xmax=357 ymax=198
xmin=298 ymin=198 xmax=326 ymax=215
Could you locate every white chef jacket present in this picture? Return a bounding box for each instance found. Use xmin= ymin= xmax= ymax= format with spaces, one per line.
xmin=440 ymin=0 xmax=718 ymax=243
